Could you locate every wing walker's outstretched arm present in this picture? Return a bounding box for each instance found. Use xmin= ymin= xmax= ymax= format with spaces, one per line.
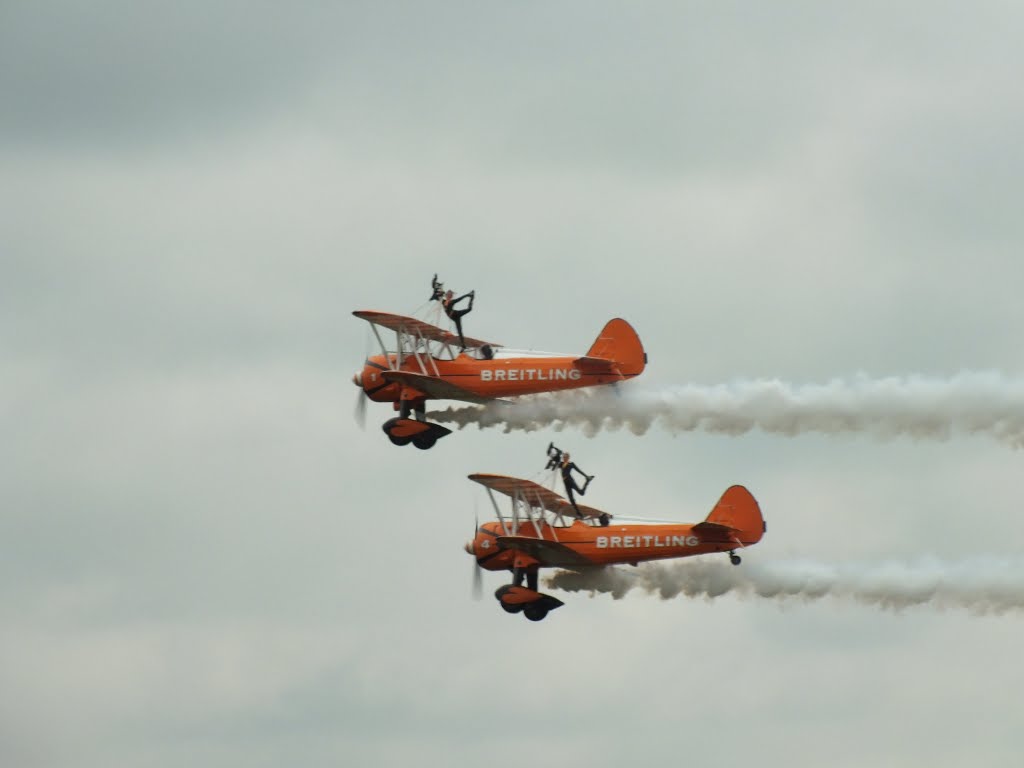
xmin=545 ymin=442 xmax=562 ymax=471
xmin=430 ymin=273 xmax=444 ymax=301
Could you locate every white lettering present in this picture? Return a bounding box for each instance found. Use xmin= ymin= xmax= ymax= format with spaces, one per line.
xmin=594 ymin=533 xmax=703 ymax=550
xmin=479 ymin=367 xmax=587 ymax=382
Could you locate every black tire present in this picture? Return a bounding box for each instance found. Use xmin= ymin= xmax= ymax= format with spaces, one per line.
xmin=501 ymin=602 xmax=523 ymax=614
xmin=523 ymin=604 xmax=548 ymax=622
xmin=412 ymin=434 xmax=436 ymax=450
xmin=388 ymin=434 xmax=411 ymax=446
xmin=729 ymin=553 xmax=742 ymax=566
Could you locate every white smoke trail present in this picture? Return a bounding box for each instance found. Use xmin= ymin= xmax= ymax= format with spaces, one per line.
xmin=545 ymin=557 xmax=1024 ymax=614
xmin=428 ymin=372 xmax=1024 ymax=447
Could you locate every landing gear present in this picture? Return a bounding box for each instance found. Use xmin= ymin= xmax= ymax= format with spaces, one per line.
xmin=381 ymin=417 xmax=451 ymax=449
xmin=512 ymin=567 xmax=538 ymax=591
xmin=495 ymin=584 xmax=564 ymax=622
xmin=412 ymin=434 xmax=436 ymax=450
xmin=523 ymin=604 xmax=549 ymax=622
xmin=729 ymin=551 xmax=742 ymax=566
xmin=398 ymin=399 xmax=425 ymax=421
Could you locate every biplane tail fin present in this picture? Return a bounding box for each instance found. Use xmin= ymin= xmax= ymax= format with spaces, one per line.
xmin=702 ymin=485 xmax=765 ymax=546
xmin=585 ymin=318 xmax=646 ymax=378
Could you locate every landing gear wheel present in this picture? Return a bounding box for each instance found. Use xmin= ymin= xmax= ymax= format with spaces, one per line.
xmin=729 ymin=552 xmax=742 ymax=566
xmin=412 ymin=434 xmax=437 ymax=450
xmin=501 ymin=602 xmax=523 ymax=614
xmin=388 ymin=434 xmax=411 ymax=446
xmin=523 ymin=604 xmax=549 ymax=622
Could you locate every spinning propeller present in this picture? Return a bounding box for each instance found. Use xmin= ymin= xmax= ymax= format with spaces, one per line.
xmin=467 ymin=498 xmax=483 ymax=600
xmin=352 ymin=326 xmax=375 ymax=430
xmin=354 ymin=372 xmax=370 ymax=434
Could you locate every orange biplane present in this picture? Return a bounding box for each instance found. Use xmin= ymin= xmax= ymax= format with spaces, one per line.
xmin=465 ymin=474 xmax=766 ymax=621
xmin=352 ymin=311 xmax=646 ymax=449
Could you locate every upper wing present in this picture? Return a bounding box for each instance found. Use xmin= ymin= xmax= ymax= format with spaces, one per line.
xmin=381 ymin=370 xmax=495 ymax=405
xmin=469 ymin=474 xmax=567 ymax=514
xmin=353 ymin=310 xmax=498 ymax=349
xmin=573 ymin=503 xmax=611 ymax=521
xmin=495 ymin=536 xmax=596 ymax=567
xmin=468 ymin=473 xmax=612 ymax=521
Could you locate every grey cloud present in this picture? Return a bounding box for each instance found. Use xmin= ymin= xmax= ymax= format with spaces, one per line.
xmin=4 ymin=3 xmax=1024 ymax=766
xmin=0 ymin=2 xmax=346 ymax=148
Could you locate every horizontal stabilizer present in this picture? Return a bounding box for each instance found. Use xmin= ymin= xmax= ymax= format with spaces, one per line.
xmin=496 ymin=536 xmax=595 ymax=567
xmin=572 ymin=355 xmax=618 ymax=372
xmin=381 ymin=371 xmax=494 ymax=404
xmin=691 ymin=521 xmax=740 ymax=543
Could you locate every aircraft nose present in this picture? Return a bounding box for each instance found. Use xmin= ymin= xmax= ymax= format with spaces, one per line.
xmin=463 ymin=540 xmax=475 ymax=556
xmin=352 ymin=372 xmax=362 ymax=388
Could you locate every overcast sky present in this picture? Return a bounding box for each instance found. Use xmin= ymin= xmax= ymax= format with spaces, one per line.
xmin=3 ymin=3 xmax=1024 ymax=766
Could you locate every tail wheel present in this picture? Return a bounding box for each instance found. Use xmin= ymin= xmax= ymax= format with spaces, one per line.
xmin=523 ymin=604 xmax=549 ymax=622
xmin=729 ymin=552 xmax=742 ymax=566
xmin=412 ymin=434 xmax=437 ymax=450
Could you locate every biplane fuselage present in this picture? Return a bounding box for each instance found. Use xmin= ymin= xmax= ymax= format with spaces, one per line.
xmin=357 ymin=349 xmax=631 ymax=405
xmin=472 ymin=518 xmax=750 ymax=571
